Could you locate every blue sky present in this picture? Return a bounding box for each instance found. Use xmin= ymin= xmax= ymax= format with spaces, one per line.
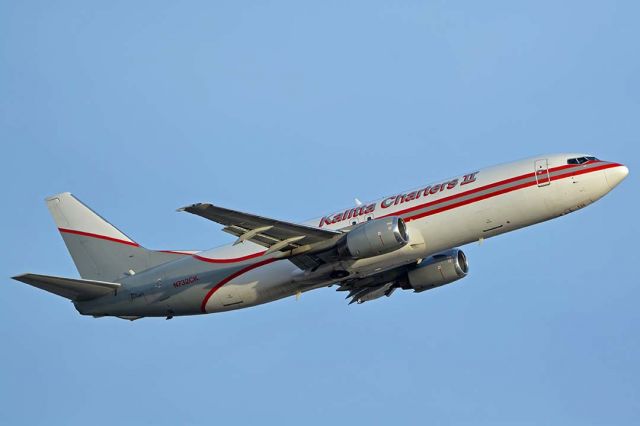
xmin=1 ymin=1 xmax=638 ymax=424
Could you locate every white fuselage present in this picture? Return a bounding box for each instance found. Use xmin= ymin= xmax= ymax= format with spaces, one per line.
xmin=75 ymin=153 xmax=628 ymax=318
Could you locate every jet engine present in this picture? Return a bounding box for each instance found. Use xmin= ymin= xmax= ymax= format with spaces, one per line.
xmin=407 ymin=249 xmax=469 ymax=292
xmin=338 ymin=217 xmax=409 ymax=259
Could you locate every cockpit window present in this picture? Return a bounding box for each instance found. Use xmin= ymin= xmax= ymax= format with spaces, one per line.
xmin=567 ymin=156 xmax=598 ymax=165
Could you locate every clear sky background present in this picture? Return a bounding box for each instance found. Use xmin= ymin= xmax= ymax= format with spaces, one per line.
xmin=1 ymin=1 xmax=638 ymax=425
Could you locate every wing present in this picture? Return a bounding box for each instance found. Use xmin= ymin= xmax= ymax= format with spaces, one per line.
xmin=179 ymin=203 xmax=342 ymax=269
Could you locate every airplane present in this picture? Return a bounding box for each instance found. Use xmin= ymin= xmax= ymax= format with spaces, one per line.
xmin=11 ymin=153 xmax=628 ymax=320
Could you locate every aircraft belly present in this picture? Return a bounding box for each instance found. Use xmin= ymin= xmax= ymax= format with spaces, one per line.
xmin=204 ymin=261 xmax=300 ymax=313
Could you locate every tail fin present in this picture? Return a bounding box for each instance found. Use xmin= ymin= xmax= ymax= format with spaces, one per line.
xmin=46 ymin=193 xmax=180 ymax=281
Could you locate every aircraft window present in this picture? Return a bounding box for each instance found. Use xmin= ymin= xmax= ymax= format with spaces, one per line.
xmin=567 ymin=156 xmax=598 ymax=165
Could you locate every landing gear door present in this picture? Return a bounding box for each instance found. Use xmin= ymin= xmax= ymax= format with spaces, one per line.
xmin=534 ymin=159 xmax=551 ymax=187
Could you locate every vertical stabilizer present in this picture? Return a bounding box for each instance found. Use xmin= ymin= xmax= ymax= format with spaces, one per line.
xmin=46 ymin=193 xmax=178 ymax=281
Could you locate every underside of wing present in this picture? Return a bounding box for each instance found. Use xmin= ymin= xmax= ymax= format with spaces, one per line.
xmin=335 ymin=267 xmax=407 ymax=304
xmin=179 ymin=203 xmax=342 ymax=268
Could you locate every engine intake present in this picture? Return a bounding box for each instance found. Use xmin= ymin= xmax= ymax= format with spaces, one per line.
xmin=407 ymin=249 xmax=469 ymax=292
xmin=338 ymin=217 xmax=409 ymax=259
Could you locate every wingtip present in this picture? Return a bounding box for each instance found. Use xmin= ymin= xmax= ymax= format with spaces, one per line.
xmin=11 ymin=273 xmax=29 ymax=282
xmin=177 ymin=204 xmax=197 ymax=213
xmin=177 ymin=203 xmax=209 ymax=213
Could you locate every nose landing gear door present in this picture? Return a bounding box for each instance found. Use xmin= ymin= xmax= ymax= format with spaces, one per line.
xmin=535 ymin=159 xmax=551 ymax=187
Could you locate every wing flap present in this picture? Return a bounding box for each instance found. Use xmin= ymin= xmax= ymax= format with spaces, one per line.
xmin=12 ymin=273 xmax=121 ymax=301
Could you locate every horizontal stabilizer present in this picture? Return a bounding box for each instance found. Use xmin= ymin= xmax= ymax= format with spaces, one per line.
xmin=12 ymin=273 xmax=121 ymax=301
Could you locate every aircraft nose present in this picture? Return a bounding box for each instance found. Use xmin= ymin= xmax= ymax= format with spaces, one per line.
xmin=605 ymin=164 xmax=629 ymax=189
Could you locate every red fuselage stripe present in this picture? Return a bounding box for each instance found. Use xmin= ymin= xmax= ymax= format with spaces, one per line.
xmin=379 ymin=162 xmax=608 ymax=220
xmin=200 ymin=258 xmax=277 ymax=313
xmin=402 ymin=163 xmax=617 ymax=222
xmin=58 ymin=228 xmax=264 ymax=262
xmin=58 ymin=228 xmax=140 ymax=247
xmin=193 ymin=252 xmax=267 ymax=263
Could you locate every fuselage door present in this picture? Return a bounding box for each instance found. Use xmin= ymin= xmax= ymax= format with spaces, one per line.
xmin=534 ymin=159 xmax=551 ymax=187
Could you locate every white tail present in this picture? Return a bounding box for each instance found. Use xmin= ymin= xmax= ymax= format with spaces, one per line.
xmin=46 ymin=192 xmax=136 ymax=245
xmin=46 ymin=193 xmax=178 ymax=281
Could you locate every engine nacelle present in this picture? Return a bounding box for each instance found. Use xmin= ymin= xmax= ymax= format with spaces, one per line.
xmin=338 ymin=217 xmax=409 ymax=259
xmin=407 ymin=249 xmax=469 ymax=292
